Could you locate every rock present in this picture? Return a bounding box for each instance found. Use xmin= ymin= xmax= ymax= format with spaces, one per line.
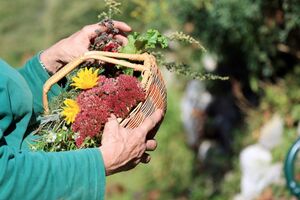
xmin=259 ymin=114 xmax=284 ymax=150
xmin=235 ymin=144 xmax=282 ymax=200
xmin=197 ymin=140 xmax=214 ymax=161
xmin=202 ymin=54 xmax=217 ymax=72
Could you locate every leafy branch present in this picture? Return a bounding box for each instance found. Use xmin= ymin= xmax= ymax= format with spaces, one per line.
xmin=98 ymin=0 xmax=121 ymax=20
xmin=168 ymin=31 xmax=206 ymax=52
xmin=96 ymin=0 xmax=227 ymax=81
xmin=164 ymin=62 xmax=228 ymax=81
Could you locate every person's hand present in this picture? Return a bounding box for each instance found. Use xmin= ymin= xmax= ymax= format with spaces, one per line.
xmin=40 ymin=21 xmax=131 ymax=74
xmin=99 ymin=109 xmax=164 ymax=176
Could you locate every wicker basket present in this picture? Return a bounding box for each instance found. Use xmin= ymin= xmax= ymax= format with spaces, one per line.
xmin=42 ymin=51 xmax=167 ymax=129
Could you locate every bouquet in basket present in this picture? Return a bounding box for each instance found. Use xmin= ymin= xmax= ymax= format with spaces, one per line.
xmin=32 ymin=1 xmax=225 ymax=152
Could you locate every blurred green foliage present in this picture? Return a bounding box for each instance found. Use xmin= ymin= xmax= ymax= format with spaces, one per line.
xmin=1 ymin=0 xmax=300 ymax=199
xmin=176 ymin=0 xmax=300 ymax=79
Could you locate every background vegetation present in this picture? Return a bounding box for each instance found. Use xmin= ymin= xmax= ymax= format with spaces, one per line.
xmin=1 ymin=0 xmax=299 ymax=199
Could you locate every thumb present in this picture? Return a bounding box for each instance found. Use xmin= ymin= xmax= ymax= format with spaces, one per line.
xmin=103 ymin=114 xmax=119 ymax=136
xmin=108 ymin=114 xmax=117 ymax=122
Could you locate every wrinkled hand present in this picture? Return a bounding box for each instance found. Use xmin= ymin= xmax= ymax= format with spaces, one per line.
xmin=99 ymin=110 xmax=164 ymax=176
xmin=40 ymin=21 xmax=131 ymax=74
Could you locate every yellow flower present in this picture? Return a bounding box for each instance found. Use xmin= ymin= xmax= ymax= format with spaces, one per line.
xmin=71 ymin=68 xmax=99 ymax=89
xmin=61 ymin=99 xmax=80 ymax=124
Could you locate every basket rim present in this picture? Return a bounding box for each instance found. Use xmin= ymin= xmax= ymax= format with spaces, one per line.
xmin=42 ymin=51 xmax=158 ymax=114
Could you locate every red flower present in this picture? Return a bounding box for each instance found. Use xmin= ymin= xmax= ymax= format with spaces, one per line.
xmin=75 ymin=135 xmax=84 ymax=147
xmin=102 ymin=42 xmax=120 ymax=52
xmin=72 ymin=75 xmax=145 ymax=147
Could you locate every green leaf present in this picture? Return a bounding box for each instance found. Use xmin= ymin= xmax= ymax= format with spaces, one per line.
xmin=120 ymin=35 xmax=139 ymax=54
xmin=137 ymin=29 xmax=168 ymax=49
xmin=123 ymin=68 xmax=134 ymax=76
xmin=121 ymin=29 xmax=169 ymax=54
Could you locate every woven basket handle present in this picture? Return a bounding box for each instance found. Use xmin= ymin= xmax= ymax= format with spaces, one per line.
xmin=42 ymin=51 xmax=149 ymax=114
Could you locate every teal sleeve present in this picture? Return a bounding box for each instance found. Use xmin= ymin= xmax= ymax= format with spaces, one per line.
xmin=18 ymin=53 xmax=62 ymax=115
xmin=0 ymin=57 xmax=106 ymax=199
xmin=0 ymin=144 xmax=106 ymax=200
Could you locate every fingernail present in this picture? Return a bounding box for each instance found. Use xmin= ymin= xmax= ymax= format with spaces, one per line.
xmin=123 ymin=23 xmax=132 ymax=31
xmin=145 ymin=155 xmax=151 ymax=163
xmin=108 ymin=114 xmax=117 ymax=121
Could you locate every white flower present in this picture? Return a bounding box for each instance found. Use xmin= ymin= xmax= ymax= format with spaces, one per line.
xmin=73 ymin=132 xmax=80 ymax=140
xmin=46 ymin=131 xmax=57 ymax=143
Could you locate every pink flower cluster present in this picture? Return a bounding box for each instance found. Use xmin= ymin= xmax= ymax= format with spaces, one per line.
xmin=102 ymin=42 xmax=120 ymax=52
xmin=72 ymin=74 xmax=145 ymax=147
